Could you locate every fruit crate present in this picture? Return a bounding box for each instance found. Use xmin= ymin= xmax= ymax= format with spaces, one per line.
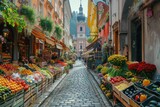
xmin=15 ymin=90 xmax=24 ymax=101
xmin=12 ymin=97 xmax=24 ymax=107
xmin=48 ymin=78 xmax=53 ymax=85
xmin=146 ymin=81 xmax=160 ymax=96
xmin=24 ymin=88 xmax=31 ymax=102
xmin=141 ymin=95 xmax=160 ymax=107
xmin=24 ymin=98 xmax=31 ymax=107
xmin=131 ymin=90 xmax=151 ymax=107
xmin=0 ymin=95 xmax=14 ymax=107
xmin=36 ymin=81 xmax=43 ymax=93
xmin=30 ymin=84 xmax=36 ymax=96
xmin=112 ymin=81 xmax=132 ymax=96
xmin=121 ymin=85 xmax=141 ymax=104
xmin=30 ymin=93 xmax=36 ymax=105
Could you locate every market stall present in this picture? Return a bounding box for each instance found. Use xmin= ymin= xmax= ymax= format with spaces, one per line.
xmin=97 ymin=54 xmax=158 ymax=107
xmin=0 ymin=56 xmax=74 ymax=107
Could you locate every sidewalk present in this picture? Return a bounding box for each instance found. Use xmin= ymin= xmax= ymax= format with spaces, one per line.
xmin=32 ymin=73 xmax=67 ymax=107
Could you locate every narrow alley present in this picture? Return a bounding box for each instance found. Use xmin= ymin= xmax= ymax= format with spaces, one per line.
xmin=40 ymin=60 xmax=111 ymax=107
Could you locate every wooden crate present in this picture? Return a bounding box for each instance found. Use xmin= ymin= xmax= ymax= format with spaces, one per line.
xmin=112 ymin=81 xmax=132 ymax=96
xmin=24 ymin=89 xmax=31 ymax=102
xmin=0 ymin=97 xmax=14 ymax=107
xmin=24 ymin=98 xmax=31 ymax=107
xmin=121 ymin=92 xmax=131 ymax=104
xmin=12 ymin=97 xmax=24 ymax=107
xmin=130 ymin=99 xmax=141 ymax=107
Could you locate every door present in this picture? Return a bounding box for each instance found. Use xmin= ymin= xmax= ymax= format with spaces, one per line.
xmin=131 ymin=18 xmax=142 ymax=62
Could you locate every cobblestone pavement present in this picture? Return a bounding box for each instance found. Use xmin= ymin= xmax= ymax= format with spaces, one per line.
xmin=40 ymin=60 xmax=111 ymax=107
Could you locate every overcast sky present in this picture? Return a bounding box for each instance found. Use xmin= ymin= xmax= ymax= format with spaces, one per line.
xmin=69 ymin=0 xmax=88 ymax=16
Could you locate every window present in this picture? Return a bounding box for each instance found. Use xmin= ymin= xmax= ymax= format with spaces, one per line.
xmin=80 ymin=27 xmax=83 ymax=31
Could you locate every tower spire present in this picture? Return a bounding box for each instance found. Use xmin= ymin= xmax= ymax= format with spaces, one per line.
xmin=80 ymin=0 xmax=82 ymax=6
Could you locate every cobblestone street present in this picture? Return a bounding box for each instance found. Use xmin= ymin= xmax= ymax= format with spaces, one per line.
xmin=40 ymin=60 xmax=111 ymax=107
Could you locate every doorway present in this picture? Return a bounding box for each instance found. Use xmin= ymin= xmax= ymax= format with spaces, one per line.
xmin=131 ymin=18 xmax=142 ymax=62
xmin=114 ymin=31 xmax=119 ymax=54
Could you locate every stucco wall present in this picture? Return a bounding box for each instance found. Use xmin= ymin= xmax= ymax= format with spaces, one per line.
xmin=145 ymin=2 xmax=160 ymax=73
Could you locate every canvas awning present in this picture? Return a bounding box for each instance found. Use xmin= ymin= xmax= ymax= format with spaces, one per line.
xmin=45 ymin=37 xmax=55 ymax=46
xmin=31 ymin=29 xmax=46 ymax=41
xmin=82 ymin=48 xmax=94 ymax=56
xmin=56 ymin=43 xmax=63 ymax=50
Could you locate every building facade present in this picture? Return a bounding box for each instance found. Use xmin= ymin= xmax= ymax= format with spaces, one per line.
xmin=64 ymin=0 xmax=72 ymax=48
xmin=76 ymin=2 xmax=88 ymax=57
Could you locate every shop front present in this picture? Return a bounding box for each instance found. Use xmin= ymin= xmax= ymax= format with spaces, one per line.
xmin=0 ymin=21 xmax=15 ymax=64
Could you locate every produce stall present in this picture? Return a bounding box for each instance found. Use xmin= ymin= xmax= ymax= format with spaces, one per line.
xmin=97 ymin=54 xmax=159 ymax=107
xmin=0 ymin=58 xmax=74 ymax=107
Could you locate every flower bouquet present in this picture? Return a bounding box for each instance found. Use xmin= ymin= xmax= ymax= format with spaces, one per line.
xmin=108 ymin=54 xmax=127 ymax=67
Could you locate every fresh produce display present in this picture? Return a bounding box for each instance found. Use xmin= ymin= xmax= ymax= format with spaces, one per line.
xmin=108 ymin=68 xmax=128 ymax=77
xmin=19 ymin=69 xmax=33 ymax=75
xmin=110 ymin=76 xmax=125 ymax=84
xmin=115 ymin=82 xmax=130 ymax=91
xmin=133 ymin=91 xmax=150 ymax=103
xmin=40 ymin=68 xmax=52 ymax=78
xmin=56 ymin=60 xmax=67 ymax=66
xmin=141 ymin=96 xmax=160 ymax=107
xmin=0 ymin=76 xmax=23 ymax=93
xmin=101 ymin=67 xmax=108 ymax=75
xmin=146 ymin=81 xmax=160 ymax=94
xmin=0 ymin=85 xmax=12 ymax=100
xmin=5 ymin=76 xmax=29 ymax=91
xmin=0 ymin=64 xmax=17 ymax=75
xmin=143 ymin=79 xmax=151 ymax=87
xmin=123 ymin=85 xmax=140 ymax=98
xmin=30 ymin=64 xmax=41 ymax=71
xmin=96 ymin=65 xmax=103 ymax=72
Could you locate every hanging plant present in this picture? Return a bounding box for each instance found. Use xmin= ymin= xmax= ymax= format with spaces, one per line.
xmin=20 ymin=5 xmax=35 ymax=24
xmin=0 ymin=0 xmax=26 ymax=32
xmin=40 ymin=17 xmax=53 ymax=33
xmin=54 ymin=25 xmax=62 ymax=40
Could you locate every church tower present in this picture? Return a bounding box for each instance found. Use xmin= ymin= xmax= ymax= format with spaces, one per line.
xmin=75 ymin=0 xmax=88 ymax=57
